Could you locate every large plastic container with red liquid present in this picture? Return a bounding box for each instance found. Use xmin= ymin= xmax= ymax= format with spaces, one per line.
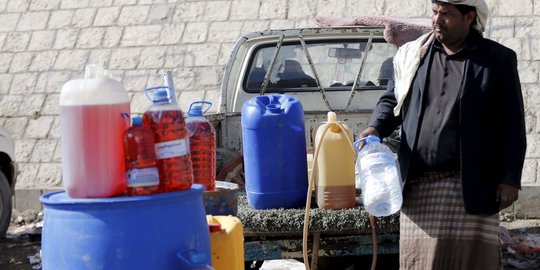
xmin=123 ymin=116 xmax=159 ymax=196
xmin=186 ymin=101 xmax=216 ymax=192
xmin=143 ymin=86 xmax=193 ymax=192
xmin=59 ymin=65 xmax=130 ymax=198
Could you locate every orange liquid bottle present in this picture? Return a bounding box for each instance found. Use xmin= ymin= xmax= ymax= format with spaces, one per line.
xmin=142 ymin=86 xmax=193 ymax=192
xmin=124 ymin=116 xmax=159 ymax=196
xmin=186 ymin=102 xmax=216 ymax=191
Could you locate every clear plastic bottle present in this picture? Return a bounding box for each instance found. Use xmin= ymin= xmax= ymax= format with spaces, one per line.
xmin=123 ymin=116 xmax=159 ymax=196
xmin=185 ymin=101 xmax=216 ymax=192
xmin=356 ymin=135 xmax=403 ymax=217
xmin=142 ymin=86 xmax=193 ymax=192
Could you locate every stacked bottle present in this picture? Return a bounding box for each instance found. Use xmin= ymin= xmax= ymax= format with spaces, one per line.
xmin=143 ymin=86 xmax=193 ymax=192
xmin=185 ymin=101 xmax=216 ymax=192
xmin=356 ymin=135 xmax=403 ymax=217
xmin=123 ymin=116 xmax=159 ymax=196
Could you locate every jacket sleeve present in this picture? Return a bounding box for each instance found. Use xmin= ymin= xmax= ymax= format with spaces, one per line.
xmin=367 ymin=79 xmax=402 ymax=138
xmin=494 ymin=49 xmax=527 ymax=188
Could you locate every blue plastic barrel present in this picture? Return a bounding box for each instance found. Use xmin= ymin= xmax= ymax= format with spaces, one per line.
xmin=241 ymin=94 xmax=308 ymax=209
xmin=40 ymin=185 xmax=212 ymax=270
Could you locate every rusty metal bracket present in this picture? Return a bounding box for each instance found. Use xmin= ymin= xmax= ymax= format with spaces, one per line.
xmin=260 ymin=34 xmax=285 ymax=96
xmin=298 ymin=33 xmax=333 ymax=111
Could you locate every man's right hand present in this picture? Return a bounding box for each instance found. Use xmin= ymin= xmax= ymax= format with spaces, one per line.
xmin=357 ymin=127 xmax=380 ymax=149
xmin=359 ymin=127 xmax=380 ymax=139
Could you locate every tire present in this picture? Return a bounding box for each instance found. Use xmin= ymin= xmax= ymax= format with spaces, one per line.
xmin=0 ymin=171 xmax=13 ymax=238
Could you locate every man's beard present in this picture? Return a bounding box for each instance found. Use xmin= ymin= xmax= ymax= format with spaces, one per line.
xmin=433 ymin=25 xmax=447 ymax=43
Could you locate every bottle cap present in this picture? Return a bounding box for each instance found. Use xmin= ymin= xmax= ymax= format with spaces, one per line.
xmin=365 ymin=135 xmax=381 ymax=144
xmin=132 ymin=116 xmax=142 ymax=126
xmin=327 ymin=111 xmax=337 ymax=122
xmin=153 ymin=88 xmax=169 ymax=102
xmin=144 ymin=86 xmax=171 ymax=103
xmin=266 ymin=104 xmax=281 ymax=113
xmin=84 ymin=64 xmax=104 ymax=79
xmin=208 ymin=223 xmax=222 ymax=232
xmin=188 ymin=105 xmax=203 ymax=116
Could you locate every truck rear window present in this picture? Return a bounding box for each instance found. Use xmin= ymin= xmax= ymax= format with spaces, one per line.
xmin=243 ymin=39 xmax=397 ymax=93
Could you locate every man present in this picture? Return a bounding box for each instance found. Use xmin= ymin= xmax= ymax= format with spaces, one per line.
xmin=359 ymin=0 xmax=526 ymax=269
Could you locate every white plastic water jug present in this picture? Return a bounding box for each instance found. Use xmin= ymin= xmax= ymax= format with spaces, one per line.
xmin=60 ymin=65 xmax=130 ymax=198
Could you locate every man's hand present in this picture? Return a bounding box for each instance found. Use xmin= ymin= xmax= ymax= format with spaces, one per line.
xmin=497 ymin=184 xmax=519 ymax=210
xmin=359 ymin=127 xmax=380 ymax=139
xmin=357 ymin=127 xmax=380 ymax=149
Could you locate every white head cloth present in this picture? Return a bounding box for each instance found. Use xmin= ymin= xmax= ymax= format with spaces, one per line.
xmin=436 ymin=0 xmax=489 ymax=33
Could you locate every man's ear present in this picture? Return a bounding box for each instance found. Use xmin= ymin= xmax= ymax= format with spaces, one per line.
xmin=465 ymin=11 xmax=476 ymax=27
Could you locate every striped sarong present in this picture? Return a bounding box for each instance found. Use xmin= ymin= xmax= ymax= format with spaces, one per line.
xmin=399 ymin=171 xmax=502 ymax=270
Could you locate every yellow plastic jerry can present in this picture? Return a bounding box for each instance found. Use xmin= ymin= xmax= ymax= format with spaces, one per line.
xmin=313 ymin=111 xmax=356 ymax=209
xmin=206 ymin=215 xmax=244 ymax=270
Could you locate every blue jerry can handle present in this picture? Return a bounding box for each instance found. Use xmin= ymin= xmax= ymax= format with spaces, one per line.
xmin=176 ymin=249 xmax=213 ymax=269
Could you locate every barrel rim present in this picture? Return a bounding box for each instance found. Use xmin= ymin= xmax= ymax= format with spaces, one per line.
xmin=40 ymin=184 xmax=205 ymax=205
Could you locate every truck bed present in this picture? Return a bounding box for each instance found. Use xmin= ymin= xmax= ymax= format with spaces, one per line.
xmin=236 ymin=193 xmax=400 ymax=261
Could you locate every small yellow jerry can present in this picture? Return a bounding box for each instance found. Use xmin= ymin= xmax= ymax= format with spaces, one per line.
xmin=206 ymin=215 xmax=244 ymax=270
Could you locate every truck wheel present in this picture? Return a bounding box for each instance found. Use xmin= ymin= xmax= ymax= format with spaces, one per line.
xmin=0 ymin=171 xmax=12 ymax=238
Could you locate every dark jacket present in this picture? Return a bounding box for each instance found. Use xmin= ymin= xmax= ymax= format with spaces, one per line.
xmin=368 ymin=32 xmax=527 ymax=216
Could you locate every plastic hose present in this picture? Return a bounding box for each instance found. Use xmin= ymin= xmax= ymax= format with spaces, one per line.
xmin=302 ymin=121 xmax=378 ymax=270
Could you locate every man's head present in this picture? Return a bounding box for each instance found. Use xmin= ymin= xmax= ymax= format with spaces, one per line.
xmin=431 ymin=1 xmax=488 ymax=35
xmin=431 ymin=1 xmax=477 ymax=47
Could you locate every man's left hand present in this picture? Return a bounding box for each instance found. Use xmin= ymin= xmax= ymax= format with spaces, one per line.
xmin=497 ymin=184 xmax=519 ymax=210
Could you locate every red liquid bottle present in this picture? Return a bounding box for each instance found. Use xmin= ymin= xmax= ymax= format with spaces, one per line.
xmin=186 ymin=101 xmax=216 ymax=191
xmin=123 ymin=116 xmax=159 ymax=196
xmin=142 ymin=86 xmax=193 ymax=192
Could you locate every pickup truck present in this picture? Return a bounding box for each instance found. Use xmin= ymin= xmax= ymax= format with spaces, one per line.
xmin=206 ymin=25 xmax=404 ymax=267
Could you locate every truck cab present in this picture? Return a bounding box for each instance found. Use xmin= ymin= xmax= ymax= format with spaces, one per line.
xmin=218 ymin=26 xmax=398 ymax=153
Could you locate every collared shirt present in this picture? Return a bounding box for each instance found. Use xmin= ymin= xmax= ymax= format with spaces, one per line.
xmin=410 ymin=39 xmax=468 ymax=175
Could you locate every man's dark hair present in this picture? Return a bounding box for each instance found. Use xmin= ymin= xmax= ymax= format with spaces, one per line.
xmin=454 ymin=4 xmax=476 ymax=16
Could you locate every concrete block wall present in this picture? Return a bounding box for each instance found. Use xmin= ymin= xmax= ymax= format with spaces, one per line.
xmin=0 ymin=0 xmax=539 ymax=210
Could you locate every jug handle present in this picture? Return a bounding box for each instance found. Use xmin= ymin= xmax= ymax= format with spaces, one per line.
xmin=353 ymin=139 xmax=365 ymax=152
xmin=353 ymin=135 xmax=380 ymax=152
xmin=176 ymin=249 xmax=213 ymax=269
xmin=189 ymin=101 xmax=213 ymax=114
